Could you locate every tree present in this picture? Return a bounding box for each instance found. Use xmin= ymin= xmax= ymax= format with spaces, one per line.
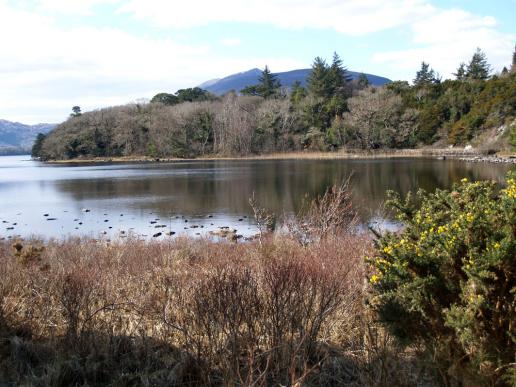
xmin=413 ymin=62 xmax=438 ymax=86
xmin=357 ymin=73 xmax=370 ymax=89
xmin=31 ymin=133 xmax=46 ymax=158
xmin=511 ymin=44 xmax=516 ymax=73
xmin=71 ymin=106 xmax=82 ymax=117
xmin=307 ymin=57 xmax=331 ymax=98
xmin=453 ymin=62 xmax=467 ymax=80
xmin=289 ymin=80 xmax=306 ymax=106
xmin=240 ymin=66 xmax=281 ymax=99
xmin=329 ymin=52 xmax=352 ymax=93
xmin=151 ymin=92 xmax=179 ymax=105
xmin=176 ymin=87 xmax=212 ymax=102
xmin=466 ymin=48 xmax=491 ymax=80
xmin=257 ymin=66 xmax=281 ymax=99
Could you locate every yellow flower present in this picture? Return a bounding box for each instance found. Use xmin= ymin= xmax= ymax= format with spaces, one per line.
xmin=494 ymin=242 xmax=501 ymax=249
xmin=437 ymin=225 xmax=447 ymax=234
xmin=461 ymin=178 xmax=469 ymax=183
xmin=383 ymin=246 xmax=393 ymax=255
xmin=370 ymin=274 xmax=379 ymax=283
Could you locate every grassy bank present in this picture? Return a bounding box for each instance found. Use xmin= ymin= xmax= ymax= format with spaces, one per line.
xmin=44 ymin=147 xmax=516 ymax=164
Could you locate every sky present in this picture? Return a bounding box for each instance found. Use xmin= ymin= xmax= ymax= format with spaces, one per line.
xmin=1 ymin=0 xmax=515 ymax=124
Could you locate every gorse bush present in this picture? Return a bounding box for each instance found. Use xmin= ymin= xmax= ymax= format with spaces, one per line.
xmin=368 ymin=172 xmax=516 ymax=385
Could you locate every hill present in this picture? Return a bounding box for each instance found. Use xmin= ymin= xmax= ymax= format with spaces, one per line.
xmin=199 ymin=68 xmax=391 ymax=95
xmin=0 ymin=120 xmax=56 ymax=154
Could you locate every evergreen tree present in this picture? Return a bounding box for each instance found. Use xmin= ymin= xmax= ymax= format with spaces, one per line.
xmin=290 ymin=80 xmax=307 ymax=105
xmin=511 ymin=44 xmax=516 ymax=73
xmin=151 ymin=92 xmax=179 ymax=105
xmin=31 ymin=133 xmax=46 ymax=158
xmin=329 ymin=52 xmax=352 ymax=94
xmin=257 ymin=66 xmax=281 ymax=99
xmin=413 ymin=62 xmax=437 ymax=86
xmin=466 ymin=48 xmax=491 ymax=80
xmin=357 ymin=73 xmax=370 ymax=89
xmin=241 ymin=66 xmax=281 ymax=98
xmin=307 ymin=57 xmax=331 ymax=98
xmin=71 ymin=106 xmax=82 ymax=117
xmin=453 ymin=62 xmax=467 ymax=80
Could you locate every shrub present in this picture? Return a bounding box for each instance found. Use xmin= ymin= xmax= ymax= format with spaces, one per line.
xmin=368 ymin=173 xmax=516 ymax=385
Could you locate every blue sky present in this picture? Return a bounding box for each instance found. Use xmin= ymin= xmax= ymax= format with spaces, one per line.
xmin=1 ymin=0 xmax=515 ymax=123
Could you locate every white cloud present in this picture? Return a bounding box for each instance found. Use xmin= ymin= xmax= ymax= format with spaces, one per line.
xmin=220 ymin=38 xmax=241 ymax=47
xmin=35 ymin=0 xmax=121 ymax=15
xmin=0 ymin=0 xmax=304 ymax=123
xmin=117 ymin=0 xmax=434 ymax=36
xmin=372 ymin=8 xmax=515 ymax=80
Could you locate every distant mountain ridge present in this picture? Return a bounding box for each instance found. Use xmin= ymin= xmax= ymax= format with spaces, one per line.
xmin=0 ymin=119 xmax=56 ymax=154
xmin=199 ymin=68 xmax=391 ymax=95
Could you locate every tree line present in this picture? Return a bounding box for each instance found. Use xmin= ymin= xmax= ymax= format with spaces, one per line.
xmin=33 ymin=48 xmax=516 ymax=160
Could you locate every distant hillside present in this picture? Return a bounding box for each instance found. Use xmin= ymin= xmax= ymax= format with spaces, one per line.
xmin=199 ymin=68 xmax=391 ymax=95
xmin=0 ymin=120 xmax=56 ymax=154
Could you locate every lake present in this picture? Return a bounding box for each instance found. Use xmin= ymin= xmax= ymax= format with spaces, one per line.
xmin=0 ymin=155 xmax=512 ymax=240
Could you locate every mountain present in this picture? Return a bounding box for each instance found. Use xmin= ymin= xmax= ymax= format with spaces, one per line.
xmin=198 ymin=68 xmax=391 ymax=95
xmin=0 ymin=120 xmax=56 ymax=154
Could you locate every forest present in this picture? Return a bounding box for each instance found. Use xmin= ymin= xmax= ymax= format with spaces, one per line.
xmin=33 ymin=48 xmax=516 ymax=160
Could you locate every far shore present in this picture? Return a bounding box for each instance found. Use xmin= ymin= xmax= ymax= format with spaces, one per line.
xmin=44 ymin=148 xmax=516 ymax=164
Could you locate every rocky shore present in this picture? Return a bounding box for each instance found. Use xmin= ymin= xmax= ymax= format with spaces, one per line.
xmin=455 ymin=155 xmax=516 ymax=164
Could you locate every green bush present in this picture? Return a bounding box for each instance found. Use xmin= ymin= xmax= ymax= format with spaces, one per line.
xmin=368 ymin=173 xmax=516 ymax=385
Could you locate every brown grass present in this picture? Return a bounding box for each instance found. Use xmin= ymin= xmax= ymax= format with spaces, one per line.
xmin=0 ymin=185 xmax=437 ymax=386
xmin=0 ymin=235 xmax=438 ymax=386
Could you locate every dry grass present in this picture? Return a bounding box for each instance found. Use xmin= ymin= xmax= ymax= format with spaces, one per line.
xmin=47 ymin=148 xmax=433 ymax=164
xmin=0 ymin=185 xmax=438 ymax=386
xmin=0 ymin=235 xmax=437 ymax=386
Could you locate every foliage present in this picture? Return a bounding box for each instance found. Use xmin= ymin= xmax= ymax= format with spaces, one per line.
xmin=368 ymin=174 xmax=516 ymax=385
xmin=70 ymin=106 xmax=81 ymax=117
xmin=241 ymin=66 xmax=281 ymax=99
xmin=151 ymin=87 xmax=213 ymax=106
xmin=343 ymin=88 xmax=418 ymax=149
xmin=466 ymin=48 xmax=491 ymax=80
xmin=31 ymin=133 xmax=46 ymax=158
xmin=413 ymin=62 xmax=439 ymax=86
xmin=38 ymin=48 xmax=516 ymax=159
xmin=150 ymin=92 xmax=179 ymax=105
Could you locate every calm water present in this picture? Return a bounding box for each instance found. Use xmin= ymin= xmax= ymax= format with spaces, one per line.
xmin=0 ymin=155 xmax=512 ymax=240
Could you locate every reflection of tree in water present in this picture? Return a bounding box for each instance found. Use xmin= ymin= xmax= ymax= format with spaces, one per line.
xmin=54 ymin=159 xmax=512 ymax=221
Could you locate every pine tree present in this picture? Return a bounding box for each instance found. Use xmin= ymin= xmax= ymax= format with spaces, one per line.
xmin=240 ymin=66 xmax=281 ymax=98
xmin=257 ymin=66 xmax=281 ymax=99
xmin=413 ymin=62 xmax=437 ymax=86
xmin=329 ymin=52 xmax=352 ymax=94
xmin=466 ymin=48 xmax=491 ymax=80
xmin=31 ymin=133 xmax=46 ymax=158
xmin=307 ymin=57 xmax=331 ymax=98
xmin=453 ymin=63 xmax=467 ymax=80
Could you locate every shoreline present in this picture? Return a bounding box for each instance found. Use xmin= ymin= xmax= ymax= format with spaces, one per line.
xmin=44 ymin=148 xmax=516 ymax=164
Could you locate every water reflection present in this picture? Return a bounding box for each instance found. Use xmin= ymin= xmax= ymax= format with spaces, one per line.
xmin=0 ymin=156 xmax=512 ymax=240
